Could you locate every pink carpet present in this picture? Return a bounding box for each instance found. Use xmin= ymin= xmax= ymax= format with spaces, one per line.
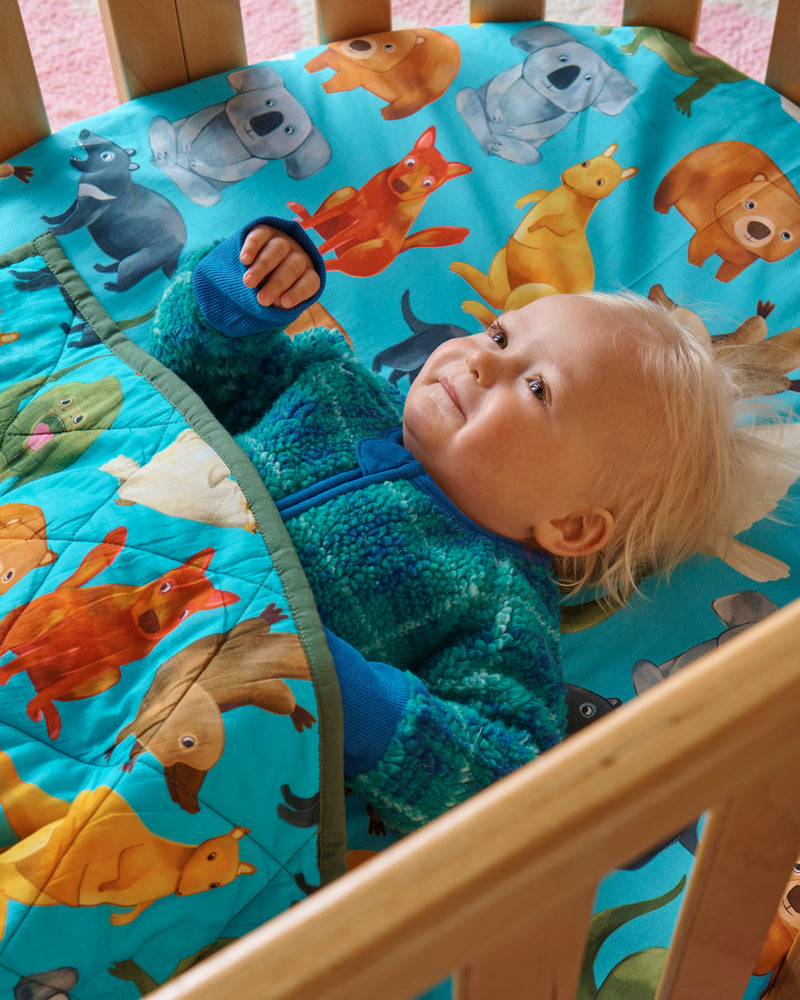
xmin=18 ymin=0 xmax=778 ymax=134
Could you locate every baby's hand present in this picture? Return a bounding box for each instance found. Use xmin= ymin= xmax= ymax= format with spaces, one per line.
xmin=240 ymin=224 xmax=321 ymax=310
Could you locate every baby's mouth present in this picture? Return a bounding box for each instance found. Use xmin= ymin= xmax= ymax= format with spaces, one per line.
xmin=439 ymin=377 xmax=464 ymax=415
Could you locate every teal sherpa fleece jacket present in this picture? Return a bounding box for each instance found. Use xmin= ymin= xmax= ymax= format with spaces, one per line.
xmin=150 ymin=219 xmax=566 ymax=836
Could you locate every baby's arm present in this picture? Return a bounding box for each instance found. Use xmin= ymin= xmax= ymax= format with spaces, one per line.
xmin=150 ymin=217 xmax=328 ymax=433
xmin=325 ymin=606 xmax=564 ymax=836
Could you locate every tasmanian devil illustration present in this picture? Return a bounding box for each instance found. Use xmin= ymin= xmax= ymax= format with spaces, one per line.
xmin=42 ymin=129 xmax=186 ymax=291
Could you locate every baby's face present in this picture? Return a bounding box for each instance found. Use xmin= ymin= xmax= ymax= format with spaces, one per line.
xmin=402 ymin=294 xmax=653 ymax=546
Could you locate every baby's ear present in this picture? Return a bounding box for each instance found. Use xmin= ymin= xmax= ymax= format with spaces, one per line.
xmin=533 ymin=509 xmax=614 ymax=557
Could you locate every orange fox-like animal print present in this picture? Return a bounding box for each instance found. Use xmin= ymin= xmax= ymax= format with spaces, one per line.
xmin=288 ymin=126 xmax=471 ymax=277
xmin=0 ymin=526 xmax=239 ymax=740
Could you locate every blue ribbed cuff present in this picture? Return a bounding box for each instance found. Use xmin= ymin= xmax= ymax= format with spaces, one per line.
xmin=323 ymin=627 xmax=410 ymax=778
xmin=191 ymin=216 xmax=326 ymax=338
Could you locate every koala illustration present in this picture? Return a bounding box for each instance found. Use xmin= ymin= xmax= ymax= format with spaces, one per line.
xmin=41 ymin=130 xmax=186 ymax=291
xmin=149 ymin=65 xmax=332 ymax=206
xmin=456 ymin=24 xmax=636 ymax=164
xmin=654 ymin=140 xmax=800 ymax=281
xmin=14 ymin=967 xmax=78 ymax=1000
xmin=305 ymin=28 xmax=460 ymax=119
xmin=632 ymin=591 xmax=779 ymax=694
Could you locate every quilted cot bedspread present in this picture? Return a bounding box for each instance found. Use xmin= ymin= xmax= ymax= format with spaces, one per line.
xmin=1 ymin=18 xmax=800 ymax=1000
xmin=0 ymin=234 xmax=346 ymax=997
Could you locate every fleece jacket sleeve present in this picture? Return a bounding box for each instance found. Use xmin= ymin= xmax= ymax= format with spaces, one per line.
xmin=346 ymin=669 xmax=563 ymax=838
xmin=191 ymin=216 xmax=326 ymax=337
xmin=150 ymin=217 xmax=332 ymax=435
xmin=323 ymin=628 xmax=562 ymax=838
xmin=322 ymin=628 xmax=410 ymax=777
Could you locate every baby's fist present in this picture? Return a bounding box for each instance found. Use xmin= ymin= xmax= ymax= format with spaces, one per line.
xmin=240 ymin=224 xmax=321 ymax=310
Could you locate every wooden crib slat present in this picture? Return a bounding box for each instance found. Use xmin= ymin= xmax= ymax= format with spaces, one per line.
xmin=144 ymin=597 xmax=800 ymax=1000
xmin=469 ymin=0 xmax=546 ymax=23
xmin=453 ymin=884 xmax=596 ymax=1000
xmin=0 ymin=0 xmax=50 ymax=161
xmin=172 ymin=0 xmax=247 ymax=84
xmin=621 ymin=0 xmax=702 ymax=39
xmin=766 ymin=0 xmax=800 ymax=106
xmin=314 ymin=0 xmax=392 ymax=43
xmin=98 ymin=0 xmax=192 ymax=102
xmin=655 ymin=764 xmax=800 ymax=1000
xmin=98 ymin=0 xmax=246 ymax=102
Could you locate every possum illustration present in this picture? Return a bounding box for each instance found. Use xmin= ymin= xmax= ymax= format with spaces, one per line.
xmin=42 ymin=130 xmax=186 ymax=291
xmin=371 ymin=290 xmax=470 ymax=385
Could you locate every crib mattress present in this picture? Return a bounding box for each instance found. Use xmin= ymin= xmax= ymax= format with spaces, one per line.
xmin=0 ymin=19 xmax=799 ymax=1000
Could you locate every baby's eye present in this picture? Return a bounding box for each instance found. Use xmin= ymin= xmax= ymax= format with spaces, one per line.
xmin=487 ymin=324 xmax=508 ymax=348
xmin=528 ymin=376 xmax=547 ymax=403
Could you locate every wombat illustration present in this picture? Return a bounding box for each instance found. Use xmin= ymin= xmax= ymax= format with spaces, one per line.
xmin=654 ymin=140 xmax=800 ymax=281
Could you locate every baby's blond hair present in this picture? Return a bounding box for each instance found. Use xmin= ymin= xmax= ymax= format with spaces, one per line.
xmin=554 ymin=291 xmax=799 ymax=606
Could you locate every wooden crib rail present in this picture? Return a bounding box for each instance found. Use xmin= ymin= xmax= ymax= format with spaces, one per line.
xmin=146 ymin=595 xmax=800 ymax=1000
xmin=3 ymin=0 xmax=800 ymax=162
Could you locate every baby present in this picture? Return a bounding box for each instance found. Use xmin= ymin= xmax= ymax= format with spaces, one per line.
xmin=152 ymin=218 xmax=786 ymax=835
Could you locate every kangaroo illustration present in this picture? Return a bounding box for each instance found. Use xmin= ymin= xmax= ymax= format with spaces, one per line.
xmin=109 ymin=606 xmax=315 ymax=813
xmin=450 ymin=142 xmax=638 ymax=324
xmin=0 ymin=749 xmax=255 ymax=937
xmin=0 ymin=526 xmax=239 ymax=740
xmin=287 ymin=125 xmax=471 ymax=277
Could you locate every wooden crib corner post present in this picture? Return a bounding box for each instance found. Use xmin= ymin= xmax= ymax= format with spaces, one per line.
xmin=468 ymin=0 xmax=546 ymax=22
xmin=622 ymin=0 xmax=702 ymax=39
xmin=97 ymin=0 xmax=247 ymax=102
xmin=0 ymin=0 xmax=50 ymax=161
xmin=766 ymin=0 xmax=800 ymax=106
xmin=314 ymin=0 xmax=392 ymax=44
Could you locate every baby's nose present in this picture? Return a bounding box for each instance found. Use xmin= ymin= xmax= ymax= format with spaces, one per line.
xmin=466 ymin=347 xmax=498 ymax=385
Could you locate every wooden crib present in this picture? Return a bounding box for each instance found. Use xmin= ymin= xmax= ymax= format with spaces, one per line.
xmin=3 ymin=2 xmax=800 ymax=999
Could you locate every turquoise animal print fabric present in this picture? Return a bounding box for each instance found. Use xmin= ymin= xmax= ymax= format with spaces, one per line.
xmin=1 ymin=19 xmax=799 ymax=999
